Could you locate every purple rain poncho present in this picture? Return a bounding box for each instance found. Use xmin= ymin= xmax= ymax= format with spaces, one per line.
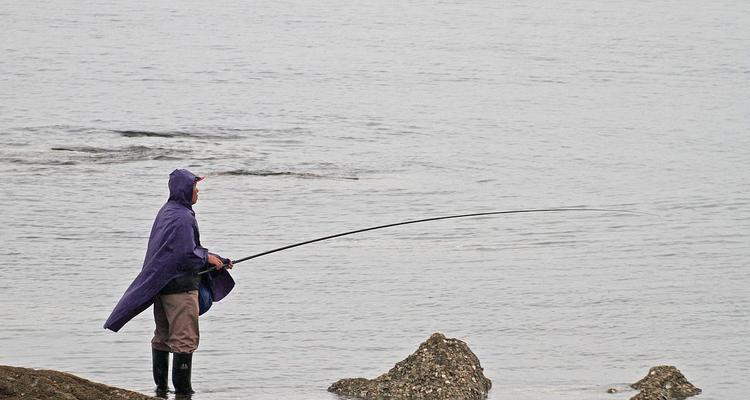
xmin=104 ymin=169 xmax=234 ymax=332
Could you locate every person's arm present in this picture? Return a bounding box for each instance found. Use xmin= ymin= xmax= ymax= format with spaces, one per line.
xmin=172 ymin=218 xmax=208 ymax=273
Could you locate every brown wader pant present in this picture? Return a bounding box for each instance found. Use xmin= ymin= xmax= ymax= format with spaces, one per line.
xmin=151 ymin=290 xmax=200 ymax=354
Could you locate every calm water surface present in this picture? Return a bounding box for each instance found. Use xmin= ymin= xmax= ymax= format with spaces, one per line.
xmin=2 ymin=1 xmax=749 ymax=399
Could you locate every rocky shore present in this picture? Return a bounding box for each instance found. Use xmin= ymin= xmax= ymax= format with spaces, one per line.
xmin=0 ymin=365 xmax=157 ymax=400
xmin=1 ymin=342 xmax=702 ymax=400
xmin=328 ymin=332 xmax=492 ymax=400
xmin=629 ymin=365 xmax=702 ymax=400
xmin=327 ymin=332 xmax=703 ymax=400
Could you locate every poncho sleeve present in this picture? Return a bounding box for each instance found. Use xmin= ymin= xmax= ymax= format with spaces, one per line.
xmin=172 ymin=215 xmax=208 ymax=273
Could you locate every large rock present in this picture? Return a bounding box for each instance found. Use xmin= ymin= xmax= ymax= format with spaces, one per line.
xmin=328 ymin=332 xmax=491 ymax=400
xmin=0 ymin=365 xmax=158 ymax=400
xmin=630 ymin=365 xmax=702 ymax=400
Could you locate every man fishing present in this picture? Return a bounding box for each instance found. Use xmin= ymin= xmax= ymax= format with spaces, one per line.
xmin=103 ymin=171 xmax=638 ymax=396
xmin=104 ymin=169 xmax=235 ymax=397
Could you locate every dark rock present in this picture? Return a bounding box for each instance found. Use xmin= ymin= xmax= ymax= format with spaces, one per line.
xmin=630 ymin=365 xmax=701 ymax=400
xmin=328 ymin=332 xmax=491 ymax=400
xmin=0 ymin=365 xmax=158 ymax=400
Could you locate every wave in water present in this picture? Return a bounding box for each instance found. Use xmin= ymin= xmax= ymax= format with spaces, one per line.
xmin=115 ymin=130 xmax=176 ymax=138
xmin=1 ymin=157 xmax=79 ymax=166
xmin=215 ymin=169 xmax=359 ymax=180
xmin=50 ymin=145 xmax=187 ymax=163
xmin=51 ymin=146 xmax=114 ymax=153
xmin=5 ymin=125 xmax=244 ymax=140
xmin=113 ymin=129 xmax=243 ymax=139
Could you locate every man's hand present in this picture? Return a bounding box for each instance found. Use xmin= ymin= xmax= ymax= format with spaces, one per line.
xmin=207 ymin=253 xmax=224 ymax=270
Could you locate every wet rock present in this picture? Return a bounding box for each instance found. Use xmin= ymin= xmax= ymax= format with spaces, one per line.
xmin=630 ymin=366 xmax=701 ymax=400
xmin=328 ymin=332 xmax=491 ymax=400
xmin=0 ymin=365 xmax=158 ymax=400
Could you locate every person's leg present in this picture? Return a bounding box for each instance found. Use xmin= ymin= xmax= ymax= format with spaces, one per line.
xmin=173 ymin=352 xmax=194 ymax=398
xmin=151 ymin=296 xmax=171 ymax=396
xmin=161 ymin=291 xmax=200 ymax=395
xmin=162 ymin=290 xmax=200 ymax=354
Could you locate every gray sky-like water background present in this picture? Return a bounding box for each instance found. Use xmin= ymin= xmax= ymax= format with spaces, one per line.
xmin=1 ymin=1 xmax=749 ymax=399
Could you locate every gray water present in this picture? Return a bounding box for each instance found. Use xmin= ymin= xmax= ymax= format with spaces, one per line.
xmin=2 ymin=1 xmax=749 ymax=399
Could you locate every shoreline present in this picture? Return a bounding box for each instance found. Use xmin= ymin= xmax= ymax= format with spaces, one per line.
xmin=1 ymin=359 xmax=701 ymax=400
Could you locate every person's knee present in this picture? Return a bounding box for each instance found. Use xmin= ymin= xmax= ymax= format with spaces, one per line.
xmin=167 ymin=325 xmax=200 ymax=353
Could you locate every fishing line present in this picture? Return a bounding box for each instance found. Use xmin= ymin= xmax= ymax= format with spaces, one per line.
xmin=199 ymin=207 xmax=650 ymax=275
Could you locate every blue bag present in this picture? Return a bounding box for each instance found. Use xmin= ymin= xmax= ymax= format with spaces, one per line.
xmin=198 ymin=275 xmax=213 ymax=315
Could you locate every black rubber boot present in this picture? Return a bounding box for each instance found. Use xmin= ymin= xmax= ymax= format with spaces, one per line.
xmin=152 ymin=348 xmax=170 ymax=397
xmin=172 ymin=352 xmax=195 ymax=397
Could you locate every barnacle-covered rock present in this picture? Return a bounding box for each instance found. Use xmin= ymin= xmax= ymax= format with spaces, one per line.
xmin=328 ymin=332 xmax=491 ymax=400
xmin=0 ymin=365 xmax=157 ymax=400
xmin=630 ymin=365 xmax=701 ymax=400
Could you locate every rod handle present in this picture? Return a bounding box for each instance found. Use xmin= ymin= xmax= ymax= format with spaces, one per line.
xmin=197 ymin=264 xmax=228 ymax=275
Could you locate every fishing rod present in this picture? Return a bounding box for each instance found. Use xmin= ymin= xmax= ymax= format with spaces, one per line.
xmin=199 ymin=207 xmax=649 ymax=275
